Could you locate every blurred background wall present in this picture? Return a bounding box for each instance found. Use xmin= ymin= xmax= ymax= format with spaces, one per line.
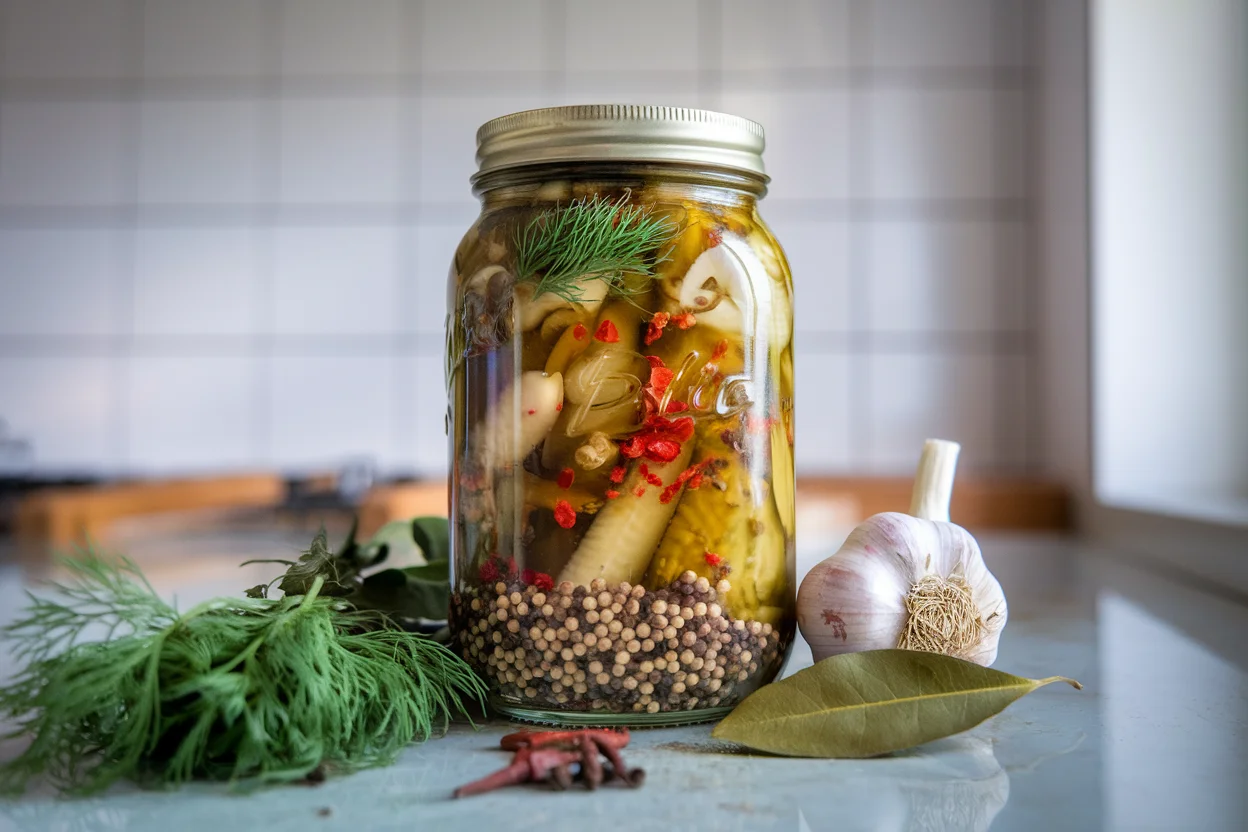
xmin=0 ymin=0 xmax=1046 ymax=481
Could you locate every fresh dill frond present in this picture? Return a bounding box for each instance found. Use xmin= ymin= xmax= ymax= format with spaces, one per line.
xmin=0 ymin=555 xmax=486 ymax=795
xmin=514 ymin=193 xmax=680 ymax=302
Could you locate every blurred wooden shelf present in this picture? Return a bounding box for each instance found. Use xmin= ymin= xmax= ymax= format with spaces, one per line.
xmin=13 ymin=473 xmax=1069 ymax=551
xmin=15 ymin=474 xmax=287 ymax=549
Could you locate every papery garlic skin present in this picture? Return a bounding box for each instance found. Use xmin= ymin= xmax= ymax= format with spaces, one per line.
xmin=797 ymin=511 xmax=1008 ymax=666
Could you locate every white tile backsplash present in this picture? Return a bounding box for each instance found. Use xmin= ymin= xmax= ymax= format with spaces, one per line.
xmin=133 ymin=228 xmax=259 ymax=336
xmin=860 ymin=87 xmax=1012 ymax=202
xmin=0 ymin=101 xmax=131 ymax=205
xmin=720 ymin=90 xmax=850 ymax=201
xmin=565 ymin=0 xmax=700 ymax=73
xmin=863 ymin=220 xmax=1012 ymax=333
xmin=0 ymin=229 xmax=121 ymax=336
xmin=279 ymin=98 xmax=405 ymax=204
xmin=2 ymin=0 xmax=130 ymax=79
xmin=273 ymin=227 xmax=401 ymax=336
xmin=0 ymin=0 xmax=1039 ymax=478
xmin=793 ymin=351 xmax=852 ymax=473
xmin=0 ymin=356 xmax=119 ymax=472
xmin=412 ymin=224 xmax=463 ymax=334
xmin=405 ymin=354 xmax=448 ymax=476
xmin=126 ymin=356 xmax=256 ymax=473
xmin=864 ymin=0 xmax=1001 ymax=68
xmin=721 ymin=0 xmax=851 ymax=71
xmin=279 ymin=0 xmax=404 ymax=77
xmin=268 ymin=355 xmax=397 ymax=471
xmin=142 ymin=0 xmax=265 ymax=78
xmin=420 ymin=0 xmax=551 ymax=73
xmin=139 ymin=100 xmax=261 ymax=204
xmin=864 ymin=352 xmax=999 ymax=473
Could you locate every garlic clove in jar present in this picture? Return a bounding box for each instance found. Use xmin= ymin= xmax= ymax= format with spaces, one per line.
xmin=797 ymin=439 xmax=1008 ymax=666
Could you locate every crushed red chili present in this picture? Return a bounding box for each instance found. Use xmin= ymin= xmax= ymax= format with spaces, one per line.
xmin=711 ymin=339 xmax=730 ymax=360
xmin=557 ymin=467 xmax=575 ymax=489
xmin=633 ymin=484 xmax=647 ymax=498
xmin=605 ymin=489 xmax=620 ymax=500
xmin=644 ymin=311 xmax=670 ymax=345
xmin=594 ymin=320 xmax=620 ymax=343
xmin=553 ymin=499 xmax=576 ymax=529
xmin=572 ymin=323 xmax=588 ymax=340
xmin=706 ymin=227 xmax=723 ymax=248
xmin=704 ymin=552 xmax=722 ymax=567
xmin=609 ymin=465 xmax=626 ymax=484
xmin=639 ymin=463 xmax=663 ymax=487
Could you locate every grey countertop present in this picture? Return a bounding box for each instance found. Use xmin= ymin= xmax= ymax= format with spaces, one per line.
xmin=1 ymin=530 xmax=1246 ymax=831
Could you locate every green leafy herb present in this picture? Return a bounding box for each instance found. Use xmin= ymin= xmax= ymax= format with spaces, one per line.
xmin=0 ymin=534 xmax=485 ymax=795
xmin=711 ymin=650 xmax=1081 ymax=758
xmin=244 ymin=517 xmax=454 ymax=634
xmin=514 ymin=193 xmax=680 ymax=301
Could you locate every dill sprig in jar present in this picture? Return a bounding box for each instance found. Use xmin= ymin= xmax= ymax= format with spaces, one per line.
xmin=446 ymin=105 xmax=796 ymax=726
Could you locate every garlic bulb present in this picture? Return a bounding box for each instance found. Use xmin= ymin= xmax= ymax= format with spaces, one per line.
xmin=797 ymin=439 xmax=1008 ymax=666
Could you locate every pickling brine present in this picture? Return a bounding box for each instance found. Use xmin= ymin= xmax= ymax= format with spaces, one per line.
xmin=447 ymin=106 xmax=795 ymax=725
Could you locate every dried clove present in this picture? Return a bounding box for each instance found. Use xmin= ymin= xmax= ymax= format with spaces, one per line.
xmin=452 ymin=729 xmax=645 ymax=798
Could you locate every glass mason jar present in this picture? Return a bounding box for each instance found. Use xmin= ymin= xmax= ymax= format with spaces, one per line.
xmin=446 ymin=106 xmax=795 ymax=725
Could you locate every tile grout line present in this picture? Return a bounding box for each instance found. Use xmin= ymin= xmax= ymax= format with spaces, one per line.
xmin=1021 ymin=0 xmax=1043 ymax=474
xmin=846 ymin=0 xmax=871 ymax=472
xmin=251 ymin=0 xmax=284 ymax=468
xmin=111 ymin=0 xmax=146 ymax=475
xmin=696 ymin=0 xmax=723 ymax=111
xmin=394 ymin=0 xmax=425 ymax=471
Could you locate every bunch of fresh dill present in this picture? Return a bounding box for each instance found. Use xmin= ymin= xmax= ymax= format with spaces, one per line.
xmin=0 ymin=549 xmax=485 ymax=795
xmin=514 ymin=192 xmax=680 ymax=302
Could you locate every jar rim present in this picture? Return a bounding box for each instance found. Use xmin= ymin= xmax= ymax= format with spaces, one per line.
xmin=473 ymin=104 xmax=768 ymax=182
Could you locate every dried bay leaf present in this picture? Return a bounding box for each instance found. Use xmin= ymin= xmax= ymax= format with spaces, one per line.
xmin=711 ymin=649 xmax=1081 ymax=758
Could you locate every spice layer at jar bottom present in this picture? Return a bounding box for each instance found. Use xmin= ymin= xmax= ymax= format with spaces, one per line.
xmin=452 ymin=570 xmax=787 ymax=726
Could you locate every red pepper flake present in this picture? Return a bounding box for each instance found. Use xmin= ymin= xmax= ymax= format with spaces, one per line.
xmin=659 ymin=457 xmax=714 ymax=504
xmin=572 ymin=323 xmax=588 ymax=340
xmin=605 ymin=489 xmax=620 ymax=500
xmin=527 ymin=409 xmax=537 ymax=415
xmin=555 ymin=402 xmax=563 ymax=411
xmin=672 ymin=312 xmax=697 ymax=330
xmin=609 ymin=466 xmax=626 ymax=484
xmin=634 ymin=485 xmax=647 ymax=498
xmin=711 ymin=339 xmax=730 ymax=361
xmin=639 ymin=463 xmax=663 ymax=487
xmin=521 ymin=568 xmax=536 ymax=585
xmin=648 ymin=364 xmax=674 ymax=397
xmin=704 ymin=552 xmax=722 ymax=567
xmin=706 ymin=227 xmax=723 ymax=248
xmin=557 ymin=467 xmax=575 ymax=489
xmin=553 ymin=499 xmax=576 ymax=529
xmin=644 ymin=311 xmax=670 ymax=345
xmin=645 ymin=439 xmax=681 ymax=463
xmin=594 ymin=320 xmax=619 ymax=343
xmin=619 ymin=436 xmax=645 ymax=459
xmin=665 ymin=399 xmax=689 ymax=413
xmin=478 ymin=559 xmax=501 ymax=583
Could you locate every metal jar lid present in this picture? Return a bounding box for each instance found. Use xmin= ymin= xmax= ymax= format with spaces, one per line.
xmin=473 ymin=105 xmax=767 ymax=181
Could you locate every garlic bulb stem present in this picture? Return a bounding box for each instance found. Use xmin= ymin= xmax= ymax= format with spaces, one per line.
xmin=908 ymin=439 xmax=961 ymax=522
